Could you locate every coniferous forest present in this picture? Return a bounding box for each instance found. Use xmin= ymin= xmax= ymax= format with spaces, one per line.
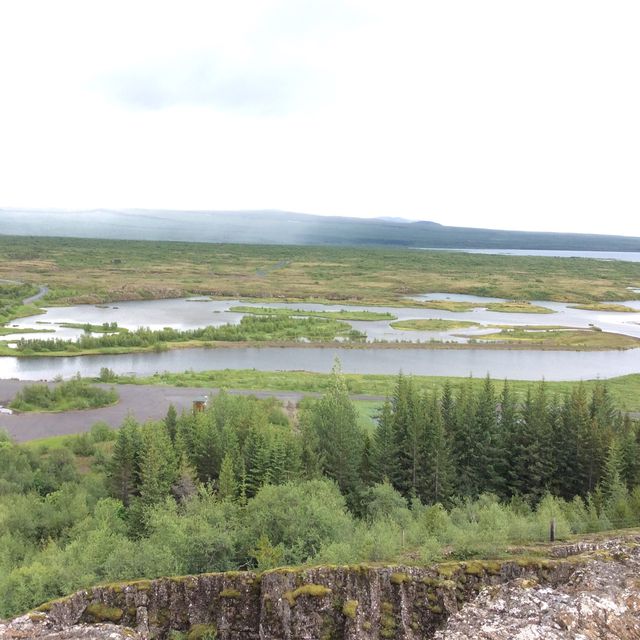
xmin=1 ymin=367 xmax=639 ymax=617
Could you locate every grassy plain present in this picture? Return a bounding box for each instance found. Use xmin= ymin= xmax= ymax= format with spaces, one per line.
xmin=111 ymin=369 xmax=640 ymax=412
xmin=2 ymin=235 xmax=640 ymax=308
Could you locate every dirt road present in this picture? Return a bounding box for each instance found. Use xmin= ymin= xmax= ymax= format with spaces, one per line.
xmin=0 ymin=380 xmax=384 ymax=442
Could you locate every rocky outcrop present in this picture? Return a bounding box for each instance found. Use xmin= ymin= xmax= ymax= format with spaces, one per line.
xmin=1 ymin=535 xmax=639 ymax=640
xmin=436 ymin=540 xmax=640 ymax=639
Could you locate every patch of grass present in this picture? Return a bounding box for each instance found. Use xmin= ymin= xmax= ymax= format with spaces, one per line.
xmin=416 ymin=300 xmax=555 ymax=314
xmin=485 ymin=301 xmax=555 ymax=314
xmin=416 ymin=300 xmax=477 ymax=312
xmin=475 ymin=327 xmax=640 ymax=350
xmin=391 ymin=319 xmax=480 ymax=331
xmin=112 ymin=370 xmax=640 ymax=412
xmin=568 ymin=302 xmax=639 ymax=312
xmin=230 ymin=306 xmax=396 ymax=321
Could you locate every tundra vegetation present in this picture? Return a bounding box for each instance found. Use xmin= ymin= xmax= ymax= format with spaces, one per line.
xmin=2 ymin=236 xmax=640 ymax=309
xmin=0 ymin=368 xmax=639 ymax=617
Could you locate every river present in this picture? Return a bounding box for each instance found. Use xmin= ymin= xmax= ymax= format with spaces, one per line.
xmin=2 ymin=295 xmax=640 ymax=381
xmin=1 ymin=346 xmax=640 ymax=382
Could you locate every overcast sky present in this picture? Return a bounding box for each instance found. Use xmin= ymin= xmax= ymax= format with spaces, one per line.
xmin=1 ymin=1 xmax=639 ymax=235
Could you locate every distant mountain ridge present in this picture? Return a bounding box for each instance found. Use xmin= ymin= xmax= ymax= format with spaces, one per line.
xmin=1 ymin=208 xmax=640 ymax=251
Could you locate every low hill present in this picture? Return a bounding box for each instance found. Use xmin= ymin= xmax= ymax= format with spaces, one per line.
xmin=2 ymin=208 xmax=640 ymax=250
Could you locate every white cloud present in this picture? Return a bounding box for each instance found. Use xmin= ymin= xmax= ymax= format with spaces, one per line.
xmin=0 ymin=0 xmax=639 ymax=236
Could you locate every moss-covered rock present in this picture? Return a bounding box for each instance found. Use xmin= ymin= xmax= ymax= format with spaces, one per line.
xmin=6 ymin=535 xmax=638 ymax=640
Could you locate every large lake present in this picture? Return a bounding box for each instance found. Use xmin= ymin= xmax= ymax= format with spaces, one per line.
xmin=418 ymin=249 xmax=640 ymax=262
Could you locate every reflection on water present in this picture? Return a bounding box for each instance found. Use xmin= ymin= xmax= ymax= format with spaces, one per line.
xmin=2 ymin=295 xmax=640 ymax=381
xmin=6 ymin=295 xmax=640 ymax=347
xmin=1 ymin=346 xmax=639 ymax=382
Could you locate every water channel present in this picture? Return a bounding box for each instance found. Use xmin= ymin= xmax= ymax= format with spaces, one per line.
xmin=1 ymin=295 xmax=640 ymax=381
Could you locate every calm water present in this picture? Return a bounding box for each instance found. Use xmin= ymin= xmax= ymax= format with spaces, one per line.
xmin=2 ymin=295 xmax=640 ymax=381
xmin=418 ymin=249 xmax=640 ymax=262
xmin=1 ymin=346 xmax=640 ymax=381
xmin=6 ymin=296 xmax=640 ymax=344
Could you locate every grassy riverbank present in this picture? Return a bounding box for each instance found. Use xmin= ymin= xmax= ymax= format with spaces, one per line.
xmin=568 ymin=302 xmax=639 ymax=312
xmin=470 ymin=327 xmax=640 ymax=349
xmin=107 ymin=369 xmax=640 ymax=412
xmin=2 ymin=331 xmax=638 ymax=357
xmin=2 ymin=236 xmax=640 ymax=308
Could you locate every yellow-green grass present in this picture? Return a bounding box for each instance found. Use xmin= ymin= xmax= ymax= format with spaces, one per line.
xmin=111 ymin=370 xmax=640 ymax=412
xmin=568 ymin=302 xmax=639 ymax=312
xmin=474 ymin=328 xmax=640 ymax=350
xmin=3 ymin=236 xmax=640 ymax=310
xmin=229 ymin=306 xmax=396 ymax=321
xmin=418 ymin=300 xmax=555 ymax=314
xmin=391 ymin=319 xmax=480 ymax=331
xmin=486 ymin=324 xmax=584 ymax=330
xmin=485 ymin=301 xmax=555 ymax=314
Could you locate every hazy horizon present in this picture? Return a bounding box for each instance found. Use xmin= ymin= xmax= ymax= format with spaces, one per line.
xmin=1 ymin=1 xmax=639 ymax=236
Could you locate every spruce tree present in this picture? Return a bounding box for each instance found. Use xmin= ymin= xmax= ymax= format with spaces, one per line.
xmin=109 ymin=416 xmax=142 ymax=506
xmin=305 ymin=360 xmax=363 ymax=508
xmin=390 ymin=374 xmax=422 ymax=496
xmin=474 ymin=375 xmax=503 ymax=496
xmin=218 ymin=451 xmax=238 ymax=501
xmin=419 ymin=390 xmax=453 ymax=504
xmin=138 ymin=421 xmax=178 ymax=508
xmin=450 ymin=378 xmax=478 ymax=497
xmin=164 ymin=404 xmax=178 ymax=443
xmin=372 ymin=400 xmax=396 ymax=482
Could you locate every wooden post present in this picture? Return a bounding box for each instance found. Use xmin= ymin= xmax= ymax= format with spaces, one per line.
xmin=549 ymin=518 xmax=556 ymax=542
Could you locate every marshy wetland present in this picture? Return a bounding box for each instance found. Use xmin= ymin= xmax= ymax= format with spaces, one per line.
xmin=2 ymin=236 xmax=640 ymax=381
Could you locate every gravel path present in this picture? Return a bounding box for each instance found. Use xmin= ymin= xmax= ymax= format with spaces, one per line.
xmin=22 ymin=285 xmax=49 ymax=305
xmin=0 ymin=380 xmax=384 ymax=442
